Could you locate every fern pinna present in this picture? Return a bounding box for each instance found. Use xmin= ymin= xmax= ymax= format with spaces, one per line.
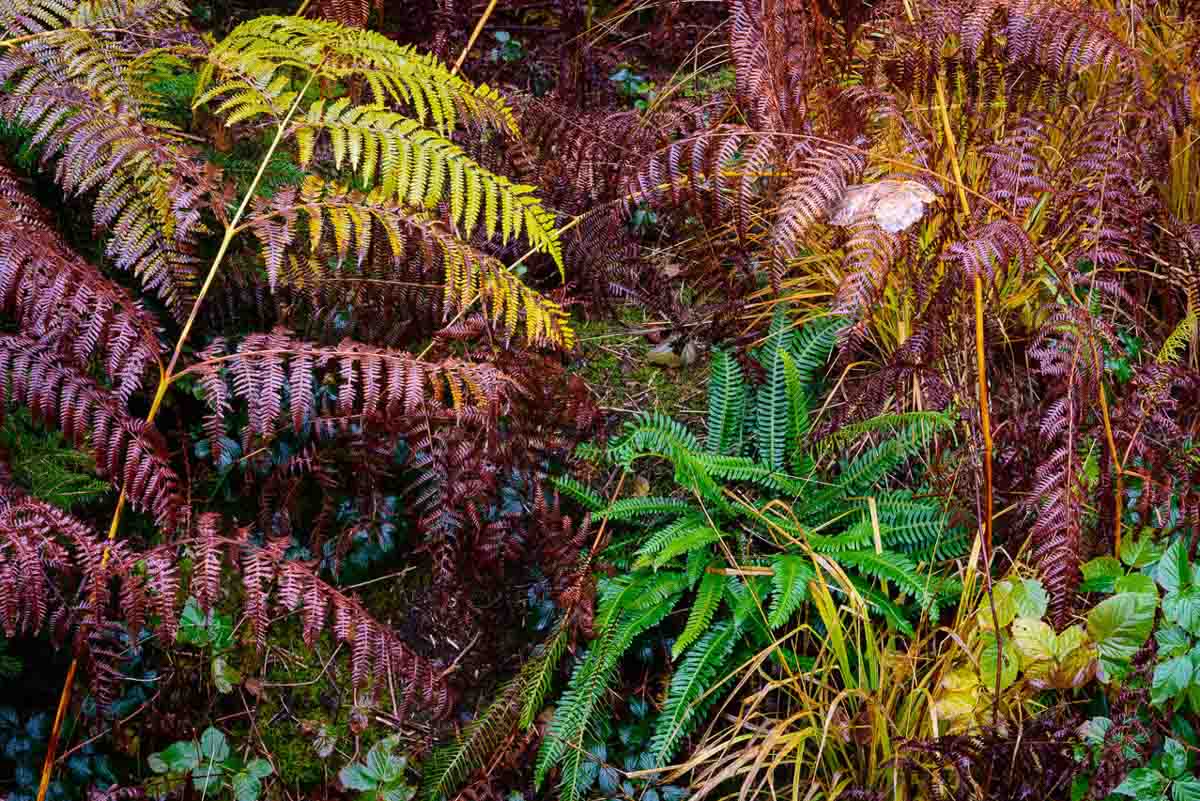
xmin=532 ymin=310 xmax=964 ymax=800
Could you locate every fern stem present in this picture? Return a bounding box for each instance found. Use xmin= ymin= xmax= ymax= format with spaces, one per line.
xmin=932 ymin=74 xmax=1001 ymax=728
xmin=34 ymin=63 xmax=322 ymax=801
xmin=451 ymin=0 xmax=499 ymax=76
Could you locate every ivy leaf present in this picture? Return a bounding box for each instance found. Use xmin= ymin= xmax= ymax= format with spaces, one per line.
xmin=1012 ymin=578 xmax=1049 ymax=619
xmin=976 ymin=580 xmax=1018 ymax=630
xmin=1011 ymin=618 xmax=1056 ymax=666
xmin=231 ymin=771 xmax=262 ymax=801
xmin=1174 ymin=777 xmax=1200 ymax=801
xmin=1157 ymin=626 xmax=1192 ymax=658
xmin=199 ymin=728 xmax=230 ymax=763
xmin=1121 ymin=535 xmax=1164 ymax=569
xmin=366 ymin=738 xmax=406 ymax=783
xmin=340 ymin=763 xmax=377 ymax=791
xmin=191 ymin=761 xmax=226 ymax=794
xmin=1113 ymin=767 xmax=1167 ymax=797
xmin=1081 ymin=557 xmax=1124 ymax=593
xmin=157 ymin=741 xmax=200 ymax=773
xmin=1116 ymin=573 xmax=1159 ymax=597
xmin=979 ymin=633 xmax=1019 ymax=690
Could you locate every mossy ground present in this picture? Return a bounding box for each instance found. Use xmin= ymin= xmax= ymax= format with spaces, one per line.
xmin=572 ymin=305 xmax=708 ymax=427
xmin=231 ymin=618 xmax=397 ymax=794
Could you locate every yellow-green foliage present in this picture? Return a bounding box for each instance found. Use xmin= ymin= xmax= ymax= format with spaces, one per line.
xmin=194 ymin=15 xmax=562 ymax=269
xmin=195 ymin=14 xmax=571 ymax=347
xmin=253 ymin=176 xmax=573 ymax=346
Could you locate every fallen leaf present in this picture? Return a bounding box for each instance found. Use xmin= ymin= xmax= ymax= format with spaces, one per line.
xmin=830 ymin=179 xmax=937 ymax=233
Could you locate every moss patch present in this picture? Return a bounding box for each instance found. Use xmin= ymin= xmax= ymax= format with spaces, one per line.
xmin=572 ymin=305 xmax=708 ymax=427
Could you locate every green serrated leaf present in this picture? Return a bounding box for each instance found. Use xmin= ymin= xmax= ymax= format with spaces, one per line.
xmin=1088 ymin=592 xmax=1157 ymax=677
xmin=1153 ymin=656 xmax=1195 ymax=707
xmin=1113 ymin=767 xmax=1167 ymax=797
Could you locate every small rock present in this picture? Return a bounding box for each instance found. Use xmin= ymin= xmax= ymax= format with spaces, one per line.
xmin=646 ymin=336 xmax=700 ymax=368
xmin=646 ymin=340 xmax=684 ymax=367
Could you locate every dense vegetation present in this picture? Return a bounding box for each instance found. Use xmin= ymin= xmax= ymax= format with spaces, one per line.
xmin=0 ymin=0 xmax=1198 ymax=799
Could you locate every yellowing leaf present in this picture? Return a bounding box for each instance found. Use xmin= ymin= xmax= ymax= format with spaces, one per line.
xmin=1011 ymin=617 xmax=1056 ymax=666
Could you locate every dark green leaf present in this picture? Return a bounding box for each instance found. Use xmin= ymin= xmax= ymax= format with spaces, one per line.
xmin=1163 ymin=738 xmax=1190 ymax=779
xmin=1113 ymin=768 xmax=1167 ymax=797
xmin=1174 ymin=777 xmax=1200 ymax=801
xmin=1088 ymin=592 xmax=1158 ymax=677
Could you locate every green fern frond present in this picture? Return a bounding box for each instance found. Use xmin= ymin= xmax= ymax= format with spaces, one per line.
xmin=196 ymin=15 xmax=517 ymax=134
xmin=0 ymin=410 xmax=109 ymax=510
xmin=597 ymin=496 xmax=694 ymax=521
xmin=858 ymin=493 xmax=967 ymax=560
xmin=687 ymin=550 xmax=714 ymax=586
xmin=831 ymin=549 xmax=929 ymax=602
xmin=519 ymin=624 xmax=569 ymax=730
xmin=807 ymin=515 xmax=878 ymax=552
xmin=611 ymin=411 xmax=704 ymax=465
xmin=788 ymin=315 xmax=844 ymax=387
xmin=195 ymin=15 xmax=563 ymax=272
xmin=632 ymin=515 xmax=709 ymax=562
xmin=705 ymin=348 xmax=746 ymax=456
xmin=768 ymin=555 xmax=813 ymax=629
xmin=673 ymin=572 xmax=726 ymax=658
xmin=420 ymin=626 xmax=566 ymax=801
xmin=780 ymin=350 xmax=812 ymax=468
xmin=816 ymin=411 xmax=953 ymax=455
xmin=637 ymin=526 xmax=724 ymax=569
xmin=536 ymin=594 xmax=681 ymax=799
xmin=550 ymin=475 xmax=605 ymax=512
xmin=650 ymin=619 xmax=740 ymax=765
xmin=1157 ymin=312 xmax=1196 ymax=366
xmin=754 ymin=307 xmax=793 ymax=471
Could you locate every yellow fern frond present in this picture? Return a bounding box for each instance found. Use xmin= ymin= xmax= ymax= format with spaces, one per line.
xmin=1157 ymin=312 xmax=1196 ymax=366
xmin=245 ymin=177 xmax=573 ymax=348
xmin=195 ymin=15 xmax=518 ymax=135
xmin=195 ymin=15 xmax=563 ymax=273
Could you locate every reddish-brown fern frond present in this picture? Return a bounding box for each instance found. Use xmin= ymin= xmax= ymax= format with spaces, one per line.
xmin=1050 ymin=100 xmax=1159 ymax=278
xmin=1028 ymin=306 xmax=1112 ymax=625
xmin=0 ymin=483 xmax=179 ymax=657
xmin=0 ymin=335 xmax=184 ymax=529
xmin=230 ymin=524 xmax=448 ymax=715
xmin=982 ymin=113 xmax=1052 ymax=214
xmin=0 ymin=162 xmax=163 ymax=399
xmin=1001 ymin=1 xmax=1134 ymax=80
xmin=945 ymin=220 xmax=1033 ymax=283
xmin=728 ymin=0 xmax=817 ymax=131
xmin=0 ymin=22 xmax=219 ymax=317
xmin=626 ymin=126 xmax=780 ymax=239
xmin=832 ymin=219 xmax=902 ymax=338
xmin=771 ymin=142 xmax=867 ymax=268
xmin=0 ymin=496 xmax=448 ymax=717
xmin=311 ymin=0 xmax=381 ymax=27
xmin=189 ymin=328 xmax=511 ymax=458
